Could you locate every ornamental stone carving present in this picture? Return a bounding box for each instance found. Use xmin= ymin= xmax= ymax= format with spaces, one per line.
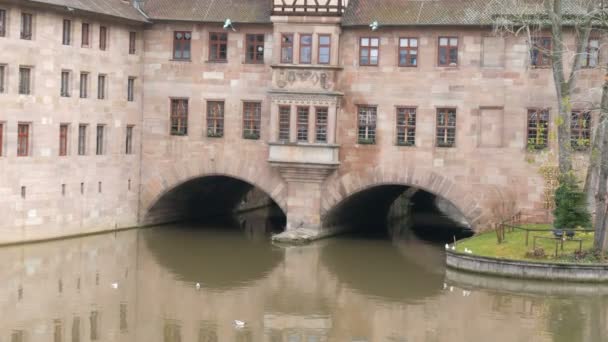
xmin=273 ymin=68 xmax=336 ymax=92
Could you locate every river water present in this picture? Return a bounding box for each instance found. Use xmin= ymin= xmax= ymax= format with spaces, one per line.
xmin=1 ymin=220 xmax=607 ymax=342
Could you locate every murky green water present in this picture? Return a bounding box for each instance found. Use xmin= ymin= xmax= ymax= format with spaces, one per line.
xmin=1 ymin=220 xmax=607 ymax=342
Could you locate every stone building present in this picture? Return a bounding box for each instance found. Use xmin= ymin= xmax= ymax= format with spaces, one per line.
xmin=0 ymin=0 xmax=604 ymax=244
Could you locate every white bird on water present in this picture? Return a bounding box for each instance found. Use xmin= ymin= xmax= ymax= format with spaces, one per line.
xmin=234 ymin=320 xmax=246 ymax=328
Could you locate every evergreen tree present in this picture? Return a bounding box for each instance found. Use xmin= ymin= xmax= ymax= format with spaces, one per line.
xmin=553 ymin=173 xmax=591 ymax=229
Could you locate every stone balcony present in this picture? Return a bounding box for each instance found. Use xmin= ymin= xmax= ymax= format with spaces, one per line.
xmin=268 ymin=142 xmax=339 ymax=182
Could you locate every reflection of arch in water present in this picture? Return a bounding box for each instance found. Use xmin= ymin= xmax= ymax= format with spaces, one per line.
xmin=140 ymin=224 xmax=284 ymax=290
xmin=320 ymin=237 xmax=444 ymax=302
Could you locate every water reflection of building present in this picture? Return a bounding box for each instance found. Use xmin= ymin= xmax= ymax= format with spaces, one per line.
xmin=1 ymin=228 xmax=607 ymax=342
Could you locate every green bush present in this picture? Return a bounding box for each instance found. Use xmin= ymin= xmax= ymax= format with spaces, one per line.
xmin=553 ymin=173 xmax=591 ymax=229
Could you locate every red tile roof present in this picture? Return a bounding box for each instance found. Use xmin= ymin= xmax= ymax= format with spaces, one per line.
xmin=24 ymin=0 xmax=148 ymax=22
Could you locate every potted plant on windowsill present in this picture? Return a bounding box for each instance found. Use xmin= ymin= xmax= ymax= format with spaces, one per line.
xmin=243 ymin=132 xmax=260 ymax=140
xmin=436 ymin=141 xmax=454 ymax=148
xmin=207 ymin=131 xmax=223 ymax=138
xmin=396 ymin=141 xmax=415 ymax=147
xmin=357 ymin=138 xmax=375 ymax=145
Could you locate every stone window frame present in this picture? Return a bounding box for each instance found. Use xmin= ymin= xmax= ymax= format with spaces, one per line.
xmin=208 ymin=32 xmax=228 ymax=62
xmin=95 ymin=124 xmax=105 ymax=155
xmin=357 ymin=105 xmax=377 ymax=144
xmin=128 ymin=31 xmax=136 ymax=54
xmin=17 ymin=122 xmax=31 ymax=157
xmin=530 ymin=37 xmax=552 ymax=68
xmin=571 ymin=110 xmax=591 ymax=151
xmin=18 ymin=66 xmax=32 ymax=95
xmin=245 ymin=33 xmax=265 ymax=64
xmin=79 ymin=71 xmax=89 ymax=98
xmin=398 ymin=37 xmax=418 ymax=67
xmin=62 ymin=19 xmax=71 ymax=45
xmin=125 ymin=125 xmax=134 ymax=154
xmin=281 ymin=33 xmax=294 ymax=64
xmin=278 ymin=105 xmax=291 ymax=142
xmin=315 ymin=106 xmax=328 ymax=143
xmin=0 ymin=121 xmax=4 ymax=156
xmin=438 ymin=36 xmax=458 ymax=66
xmin=206 ymin=100 xmax=225 ymax=138
xmin=359 ymin=37 xmax=380 ymax=66
xmin=318 ymin=34 xmax=331 ymax=65
xmin=78 ymin=123 xmax=87 ymax=155
xmin=99 ymin=25 xmax=108 ymax=51
xmin=60 ymin=70 xmax=71 ymax=97
xmin=526 ymin=108 xmax=550 ymax=150
xmin=172 ymin=31 xmax=192 ymax=61
xmin=97 ymin=74 xmax=107 ymax=100
xmin=436 ymin=107 xmax=457 ymax=148
xmin=20 ymin=12 xmax=33 ymax=40
xmin=82 ymin=22 xmax=90 ymax=47
xmin=0 ymin=64 xmax=5 ymax=93
xmin=296 ymin=106 xmax=310 ymax=142
xmin=127 ymin=76 xmax=135 ymax=102
xmin=0 ymin=8 xmax=6 ymax=37
xmin=299 ymin=33 xmax=313 ymax=64
xmin=242 ymin=101 xmax=262 ymax=140
xmin=396 ymin=106 xmax=416 ymax=146
xmin=169 ymin=98 xmax=189 ymax=136
xmin=59 ymin=123 xmax=69 ymax=156
xmin=582 ymin=36 xmax=600 ymax=68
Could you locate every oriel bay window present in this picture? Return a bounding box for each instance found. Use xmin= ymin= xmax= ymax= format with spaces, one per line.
xmin=315 ymin=107 xmax=328 ymax=143
xmin=531 ymin=37 xmax=552 ymax=67
xmin=278 ymin=105 xmax=291 ymax=142
xmin=243 ymin=102 xmax=261 ymax=140
xmin=438 ymin=37 xmax=458 ymax=66
xmin=399 ymin=38 xmax=418 ymax=67
xmin=297 ymin=107 xmax=309 ymax=142
xmin=59 ymin=124 xmax=69 ymax=156
xmin=318 ymin=35 xmax=331 ymax=64
xmin=359 ymin=37 xmax=379 ymax=66
xmin=246 ymin=34 xmax=264 ymax=64
xmin=209 ymin=32 xmax=228 ymax=62
xmin=299 ymin=34 xmax=312 ymax=64
xmin=17 ymin=123 xmax=30 ymax=156
xmin=207 ymin=101 xmax=225 ymax=137
xmin=170 ymin=99 xmax=188 ymax=136
xmin=527 ymin=109 xmax=549 ymax=149
xmin=173 ymin=31 xmax=191 ymax=60
xmin=396 ymin=107 xmax=416 ymax=146
xmin=571 ymin=111 xmax=591 ymax=150
xmin=281 ymin=34 xmax=294 ymax=63
xmin=436 ymin=108 xmax=456 ymax=147
xmin=357 ymin=106 xmax=377 ymax=144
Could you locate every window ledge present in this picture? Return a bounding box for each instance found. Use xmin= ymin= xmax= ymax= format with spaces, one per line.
xmin=169 ymin=59 xmax=192 ymax=62
xmin=205 ymin=60 xmax=228 ymax=64
xmin=271 ymin=63 xmax=343 ymax=70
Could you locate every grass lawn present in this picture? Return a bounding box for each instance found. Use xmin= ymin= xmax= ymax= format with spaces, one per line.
xmin=455 ymin=224 xmax=601 ymax=263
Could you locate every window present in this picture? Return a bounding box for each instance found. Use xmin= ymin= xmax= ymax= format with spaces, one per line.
xmin=99 ymin=26 xmax=107 ymax=50
xmin=81 ymin=23 xmax=90 ymax=47
xmin=318 ymin=35 xmax=331 ymax=64
xmin=61 ymin=70 xmax=70 ymax=97
xmin=583 ymin=38 xmax=599 ymax=68
xmin=360 ymin=37 xmax=379 ymax=66
xmin=21 ymin=13 xmax=32 ymax=40
xmin=0 ymin=64 xmax=6 ymax=93
xmin=129 ymin=31 xmax=136 ymax=54
xmin=527 ymin=109 xmax=549 ymax=149
xmin=125 ymin=125 xmax=134 ymax=154
xmin=315 ymin=107 xmax=328 ymax=143
xmin=173 ymin=31 xmax=191 ymax=60
xmin=17 ymin=123 xmax=29 ymax=156
xmin=571 ymin=111 xmax=591 ymax=150
xmin=243 ymin=102 xmax=261 ymax=139
xmin=245 ymin=34 xmax=264 ymax=64
xmin=59 ymin=124 xmax=68 ymax=156
xmin=299 ymin=34 xmax=312 ymax=64
xmin=281 ymin=34 xmax=294 ymax=63
xmin=436 ymin=108 xmax=456 ymax=147
xmin=278 ymin=105 xmax=291 ymax=142
xmin=357 ymin=106 xmax=377 ymax=144
xmin=531 ymin=37 xmax=551 ymax=67
xmin=96 ymin=124 xmax=104 ymax=155
xmin=79 ymin=72 xmax=88 ymax=98
xmin=207 ymin=101 xmax=225 ymax=137
xmin=97 ymin=74 xmax=106 ymax=99
xmin=90 ymin=311 xmax=99 ymax=341
xmin=0 ymin=122 xmax=3 ymax=156
xmin=399 ymin=38 xmax=418 ymax=67
xmin=170 ymin=99 xmax=188 ymax=135
xmin=209 ymin=32 xmax=228 ymax=61
xmin=62 ymin=19 xmax=71 ymax=45
xmin=297 ymin=106 xmax=309 ymax=142
xmin=78 ymin=124 xmax=87 ymax=155
xmin=19 ymin=67 xmax=31 ymax=95
xmin=438 ymin=37 xmax=458 ymax=66
xmin=127 ymin=77 xmax=135 ymax=102
xmin=396 ymin=107 xmax=416 ymax=146
xmin=0 ymin=9 xmax=6 ymax=37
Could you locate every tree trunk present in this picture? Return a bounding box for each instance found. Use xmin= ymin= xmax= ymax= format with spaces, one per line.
xmin=594 ymin=76 xmax=608 ymax=252
xmin=584 ymin=117 xmax=604 ymax=216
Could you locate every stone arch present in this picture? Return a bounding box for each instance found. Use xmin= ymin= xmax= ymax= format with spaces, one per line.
xmin=139 ymin=160 xmax=287 ymax=225
xmin=321 ymin=166 xmax=488 ymax=231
